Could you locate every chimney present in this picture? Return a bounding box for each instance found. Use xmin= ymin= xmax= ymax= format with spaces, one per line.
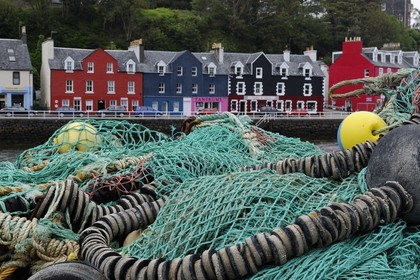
xmin=21 ymin=26 xmax=27 ymax=44
xmin=211 ymin=43 xmax=224 ymax=64
xmin=283 ymin=50 xmax=290 ymax=62
xmin=128 ymin=39 xmax=144 ymax=63
xmin=304 ymin=45 xmax=317 ymax=62
xmin=343 ymin=37 xmax=363 ymax=55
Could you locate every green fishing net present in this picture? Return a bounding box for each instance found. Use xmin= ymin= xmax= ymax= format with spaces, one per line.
xmin=0 ymin=68 xmax=418 ymax=278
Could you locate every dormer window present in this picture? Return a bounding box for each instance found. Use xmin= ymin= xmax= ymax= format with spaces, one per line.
xmin=373 ymin=49 xmax=378 ymax=62
xmin=208 ymin=62 xmax=216 ymax=77
xmin=64 ymin=57 xmax=74 ymax=72
xmin=256 ymin=67 xmax=263 ymax=79
xmin=157 ymin=61 xmax=166 ymax=75
xmin=281 ymin=68 xmax=287 ymax=76
xmin=414 ymin=54 xmax=419 ymax=67
xmin=302 ymin=63 xmax=313 ymax=79
xmin=390 ymin=55 xmax=395 ymax=64
xmin=126 ymin=60 xmax=135 ymax=73
xmin=236 ymin=66 xmax=243 ymax=76
xmin=87 ymin=62 xmax=94 ymax=73
xmin=398 ymin=55 xmax=402 ymax=64
xmin=381 ymin=53 xmax=386 ymax=63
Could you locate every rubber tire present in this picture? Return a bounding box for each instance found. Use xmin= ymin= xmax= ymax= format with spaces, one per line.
xmin=28 ymin=261 xmax=106 ymax=280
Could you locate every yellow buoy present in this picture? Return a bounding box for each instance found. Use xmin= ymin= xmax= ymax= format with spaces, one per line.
xmin=337 ymin=111 xmax=387 ymax=151
xmin=53 ymin=122 xmax=102 ymax=154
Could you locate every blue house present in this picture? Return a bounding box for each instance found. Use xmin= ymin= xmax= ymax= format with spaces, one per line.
xmin=133 ymin=41 xmax=228 ymax=116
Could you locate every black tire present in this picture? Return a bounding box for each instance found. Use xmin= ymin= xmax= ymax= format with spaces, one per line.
xmin=28 ymin=261 xmax=106 ymax=280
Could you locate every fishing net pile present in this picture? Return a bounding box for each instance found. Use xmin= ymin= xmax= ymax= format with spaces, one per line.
xmin=0 ymin=68 xmax=418 ymax=279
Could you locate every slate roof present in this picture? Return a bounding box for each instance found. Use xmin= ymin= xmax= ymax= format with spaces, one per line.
xmin=0 ymin=39 xmax=32 ymax=71
xmin=49 ymin=47 xmax=141 ymax=72
xmin=138 ymin=50 xmax=178 ymax=73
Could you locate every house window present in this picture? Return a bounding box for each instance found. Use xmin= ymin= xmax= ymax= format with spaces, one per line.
xmin=256 ymin=67 xmax=263 ymax=78
xmin=173 ymin=101 xmax=180 ymax=112
xmin=13 ymin=72 xmax=20 ymax=85
xmin=235 ymin=66 xmax=243 ymax=76
xmin=364 ymin=69 xmax=370 ymax=77
xmin=285 ymin=100 xmax=292 ymax=111
xmin=387 ymin=68 xmax=392 ymax=73
xmin=128 ymin=81 xmax=135 ymax=93
xmin=251 ymin=100 xmax=258 ymax=112
xmin=192 ymin=83 xmax=198 ymax=94
xmin=65 ymin=60 xmax=73 ymax=72
xmin=120 ymin=98 xmax=128 ymax=109
xmin=127 ymin=63 xmax=135 ymax=73
xmin=280 ymin=67 xmax=287 ymax=77
xmin=132 ymin=100 xmax=139 ymax=111
xmin=192 ymin=67 xmax=197 ymax=76
xmin=209 ymin=67 xmax=215 ymax=77
xmin=107 ymin=62 xmax=113 ymax=73
xmin=158 ymin=66 xmax=165 ymax=75
xmin=276 ymin=100 xmax=284 ymax=111
xmin=86 ymin=100 xmax=93 ymax=111
xmin=254 ymin=82 xmax=263 ymax=95
xmin=307 ymin=101 xmax=317 ymax=112
xmin=87 ymin=62 xmax=94 ymax=73
xmin=66 ymin=80 xmax=73 ymax=93
xmin=86 ymin=80 xmax=93 ymax=93
xmin=108 ymin=81 xmax=115 ymax=93
xmin=209 ymin=83 xmax=215 ymax=94
xmin=176 ymin=83 xmax=182 ymax=94
xmin=110 ymin=100 xmax=117 ymax=106
xmin=304 ymin=68 xmax=311 ymax=78
xmin=152 ymin=101 xmax=158 ymax=110
xmin=73 ymin=98 xmax=81 ymax=110
xmin=378 ymin=68 xmax=383 ymax=75
xmin=231 ymin=100 xmax=238 ymax=112
xmin=177 ymin=66 xmax=183 ymax=76
xmin=62 ymin=99 xmax=70 ymax=107
xmin=158 ymin=83 xmax=165 ymax=93
xmin=237 ymin=82 xmax=245 ymax=95
xmin=297 ymin=101 xmax=305 ymax=110
xmin=276 ymin=82 xmax=285 ymax=95
xmin=303 ymin=83 xmax=312 ymax=96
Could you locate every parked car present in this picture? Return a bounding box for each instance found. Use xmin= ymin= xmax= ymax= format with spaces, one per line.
xmin=195 ymin=108 xmax=218 ymax=115
xmin=286 ymin=109 xmax=309 ymax=116
xmin=97 ymin=106 xmax=128 ymax=117
xmin=0 ymin=107 xmax=38 ymax=117
xmin=258 ymin=106 xmax=284 ymax=116
xmin=134 ymin=106 xmax=163 ymax=117
xmin=55 ymin=106 xmax=86 ymax=117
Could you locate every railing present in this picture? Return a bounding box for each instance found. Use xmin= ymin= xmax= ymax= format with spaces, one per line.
xmin=0 ymin=110 xmax=351 ymax=120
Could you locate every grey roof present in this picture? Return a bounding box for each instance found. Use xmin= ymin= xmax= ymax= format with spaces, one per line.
xmin=50 ymin=47 xmax=141 ymax=72
xmin=0 ymin=39 xmax=32 ymax=71
xmin=138 ymin=50 xmax=178 ymax=73
xmin=266 ymin=54 xmax=325 ymax=76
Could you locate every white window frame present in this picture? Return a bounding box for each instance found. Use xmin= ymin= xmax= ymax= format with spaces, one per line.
xmin=192 ymin=83 xmax=198 ymax=94
xmin=158 ymin=83 xmax=165 ymax=93
xmin=132 ymin=100 xmax=139 ymax=111
xmin=86 ymin=80 xmax=93 ymax=93
xmin=66 ymin=80 xmax=74 ymax=93
xmin=128 ymin=81 xmax=135 ymax=94
xmin=65 ymin=57 xmax=74 ymax=72
xmin=364 ymin=69 xmax=370 ymax=77
xmin=285 ymin=100 xmax=292 ymax=111
xmin=237 ymin=82 xmax=245 ymax=95
xmin=303 ymin=83 xmax=312 ymax=96
xmin=110 ymin=100 xmax=117 ymax=106
xmin=254 ymin=82 xmax=263 ymax=95
xmin=126 ymin=60 xmax=135 ymax=73
xmin=276 ymin=100 xmax=284 ymax=111
xmin=73 ymin=98 xmax=81 ymax=110
xmin=87 ymin=62 xmax=94 ymax=73
xmin=235 ymin=66 xmax=243 ymax=76
xmin=176 ymin=83 xmax=182 ymax=94
xmin=209 ymin=67 xmax=215 ymax=77
xmin=251 ymin=100 xmax=258 ymax=112
xmin=107 ymin=81 xmax=115 ymax=94
xmin=276 ymin=82 xmax=285 ymax=96
xmin=209 ymin=83 xmax=215 ymax=94
xmin=379 ymin=68 xmax=384 ymax=75
xmin=231 ymin=100 xmax=238 ymax=112
xmin=307 ymin=101 xmax=317 ymax=112
xmin=158 ymin=65 xmax=165 ymax=75
xmin=107 ymin=62 xmax=113 ymax=73
xmin=177 ymin=66 xmax=183 ymax=76
xmin=173 ymin=101 xmax=180 ymax=112
xmin=280 ymin=67 xmax=288 ymax=77
xmin=86 ymin=100 xmax=93 ymax=111
xmin=256 ymin=67 xmax=263 ymax=79
xmin=192 ymin=67 xmax=197 ymax=76
xmin=120 ymin=98 xmax=128 ymax=109
xmin=297 ymin=101 xmax=305 ymax=110
xmin=62 ymin=99 xmax=70 ymax=107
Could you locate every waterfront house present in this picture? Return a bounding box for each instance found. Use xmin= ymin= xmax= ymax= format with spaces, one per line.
xmin=132 ymin=40 xmax=228 ymax=116
xmin=0 ymin=26 xmax=33 ymax=109
xmin=226 ymin=46 xmax=327 ymax=114
xmin=40 ymin=39 xmax=143 ymax=112
xmin=329 ymin=37 xmax=419 ymax=112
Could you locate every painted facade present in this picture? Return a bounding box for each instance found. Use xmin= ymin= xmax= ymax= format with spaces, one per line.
xmin=227 ymin=48 xmax=326 ymax=114
xmin=40 ymin=39 xmax=143 ymax=111
xmin=0 ymin=27 xmax=33 ymax=109
xmin=329 ymin=37 xmax=419 ymax=112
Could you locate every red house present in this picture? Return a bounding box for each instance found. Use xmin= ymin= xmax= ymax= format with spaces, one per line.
xmin=329 ymin=37 xmax=419 ymax=112
xmin=40 ymin=39 xmax=143 ymax=112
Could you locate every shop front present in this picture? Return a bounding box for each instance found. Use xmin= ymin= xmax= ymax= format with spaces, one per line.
xmin=191 ymin=97 xmax=228 ymax=115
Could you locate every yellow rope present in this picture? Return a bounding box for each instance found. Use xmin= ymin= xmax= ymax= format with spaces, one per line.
xmin=0 ymin=267 xmax=18 ymax=280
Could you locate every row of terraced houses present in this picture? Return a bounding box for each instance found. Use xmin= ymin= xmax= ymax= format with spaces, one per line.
xmin=0 ymin=27 xmax=419 ymax=115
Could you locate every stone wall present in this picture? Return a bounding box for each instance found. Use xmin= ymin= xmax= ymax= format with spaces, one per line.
xmin=0 ymin=117 xmax=341 ymax=144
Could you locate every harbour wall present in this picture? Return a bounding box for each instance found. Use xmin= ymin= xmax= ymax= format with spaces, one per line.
xmin=0 ymin=118 xmax=341 ymax=145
